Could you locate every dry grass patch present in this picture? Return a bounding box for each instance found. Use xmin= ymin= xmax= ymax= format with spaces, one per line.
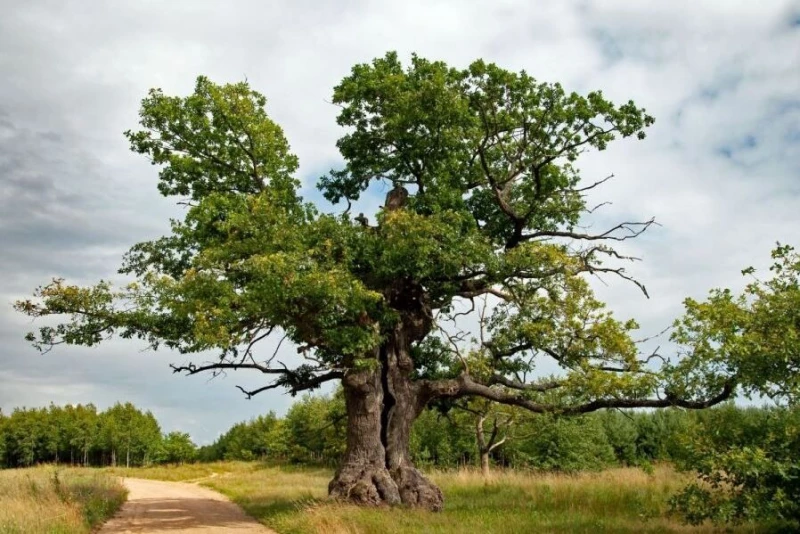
xmin=0 ymin=467 xmax=126 ymax=534
xmin=100 ymin=459 xmax=260 ymax=482
xmin=203 ymin=465 xmax=331 ymax=526
xmin=203 ymin=464 xmax=778 ymax=534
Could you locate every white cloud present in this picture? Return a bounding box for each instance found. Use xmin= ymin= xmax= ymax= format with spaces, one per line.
xmin=1 ymin=0 xmax=798 ymax=442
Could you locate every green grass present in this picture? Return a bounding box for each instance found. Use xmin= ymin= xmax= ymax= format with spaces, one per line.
xmin=37 ymin=461 xmax=788 ymax=533
xmin=0 ymin=467 xmax=127 ymax=534
xmin=197 ymin=464 xmax=778 ymax=533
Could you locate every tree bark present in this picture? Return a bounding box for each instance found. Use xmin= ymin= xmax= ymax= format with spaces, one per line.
xmin=480 ymin=451 xmax=490 ymax=478
xmin=382 ymin=328 xmax=443 ymax=511
xmin=328 ymin=366 xmax=401 ymax=506
xmin=476 ymin=414 xmax=491 ymax=478
xmin=328 ymin=324 xmax=443 ymax=511
xmin=475 ymin=413 xmax=506 ymax=478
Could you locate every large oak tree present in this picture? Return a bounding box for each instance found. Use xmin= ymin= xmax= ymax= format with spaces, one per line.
xmin=16 ymin=53 xmax=758 ymax=510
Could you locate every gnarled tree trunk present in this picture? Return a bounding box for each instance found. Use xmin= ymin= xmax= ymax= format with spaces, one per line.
xmin=382 ymin=326 xmax=443 ymax=510
xmin=328 ymin=321 xmax=443 ymax=511
xmin=328 ymin=366 xmax=401 ymax=506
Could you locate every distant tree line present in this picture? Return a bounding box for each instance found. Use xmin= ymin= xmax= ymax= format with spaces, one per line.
xmin=4 ymin=396 xmax=795 ymax=494
xmin=0 ymin=402 xmax=196 ymax=468
xmin=197 ymin=394 xmax=346 ymax=464
xmin=198 ymin=394 xmax=799 ymax=524
xmin=198 ymin=391 xmax=798 ymax=478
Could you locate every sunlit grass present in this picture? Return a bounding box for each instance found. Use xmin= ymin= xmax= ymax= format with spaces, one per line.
xmin=202 ymin=464 xmax=778 ymax=534
xmin=13 ymin=462 xmax=783 ymax=533
xmin=203 ymin=465 xmax=331 ymax=528
xmin=100 ymin=459 xmax=260 ymax=482
xmin=0 ymin=467 xmax=126 ymax=534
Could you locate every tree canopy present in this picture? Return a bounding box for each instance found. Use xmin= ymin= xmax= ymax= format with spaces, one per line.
xmin=669 ymin=244 xmax=800 ymax=524
xmin=15 ymin=52 xmax=796 ymax=510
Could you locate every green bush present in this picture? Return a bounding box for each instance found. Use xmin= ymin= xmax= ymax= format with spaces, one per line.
xmin=671 ymin=405 xmax=800 ymax=526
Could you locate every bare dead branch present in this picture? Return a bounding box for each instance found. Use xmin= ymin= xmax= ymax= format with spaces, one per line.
xmin=577 ymin=173 xmax=615 ymax=193
xmin=170 ymin=361 xmax=343 ymax=398
xmin=236 ymin=383 xmax=282 ymax=399
xmin=521 ymin=218 xmax=658 ymax=244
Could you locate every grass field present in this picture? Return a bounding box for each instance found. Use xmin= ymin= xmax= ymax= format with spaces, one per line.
xmin=5 ymin=462 xmax=788 ymax=533
xmin=0 ymin=467 xmax=127 ymax=534
xmin=196 ymin=464 xmax=780 ymax=534
xmin=103 ymin=462 xmax=782 ymax=533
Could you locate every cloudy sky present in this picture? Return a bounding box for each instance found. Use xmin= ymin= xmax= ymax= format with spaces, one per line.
xmin=1 ymin=0 xmax=798 ymax=444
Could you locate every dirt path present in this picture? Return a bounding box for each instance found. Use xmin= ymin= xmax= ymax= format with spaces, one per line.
xmin=98 ymin=478 xmax=275 ymax=533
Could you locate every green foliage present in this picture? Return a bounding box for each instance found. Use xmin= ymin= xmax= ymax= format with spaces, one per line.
xmin=158 ymin=432 xmax=198 ymax=464
xmin=597 ymin=411 xmax=640 ymax=465
xmin=410 ymin=408 xmax=474 ymax=466
xmin=0 ymin=402 xmax=195 ymax=468
xmin=670 ymin=405 xmax=800 ymax=525
xmin=14 ymin=52 xmax=676 ymax=417
xmin=324 ymin=52 xmax=653 ymax=221
xmin=670 ymin=244 xmax=800 ymax=403
xmin=667 ymin=245 xmax=800 ymax=526
xmin=504 ymin=415 xmax=616 ymax=472
xmin=125 ymin=76 xmax=299 ymax=202
xmin=284 ymin=392 xmax=346 ymax=464
xmin=202 ymin=393 xmax=346 ymax=465
xmin=204 ymin=412 xmax=287 ymax=462
xmin=98 ymin=402 xmax=162 ymax=467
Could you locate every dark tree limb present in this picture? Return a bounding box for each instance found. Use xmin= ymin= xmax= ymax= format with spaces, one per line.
xmin=170 ymin=362 xmax=343 ymax=398
xmin=421 ymin=373 xmax=736 ymax=414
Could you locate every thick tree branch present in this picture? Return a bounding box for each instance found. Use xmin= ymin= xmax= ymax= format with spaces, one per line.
xmin=483 ymin=341 xmax=533 ymax=359
xmin=170 ymin=361 xmax=279 ymax=375
xmin=457 ymin=280 xmax=513 ymax=301
xmin=421 ymin=373 xmax=735 ymax=414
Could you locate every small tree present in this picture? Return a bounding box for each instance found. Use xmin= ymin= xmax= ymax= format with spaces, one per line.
xmin=220 ymin=412 xmax=288 ymax=461
xmin=159 ymin=431 xmax=197 ymax=464
xmin=15 ymin=53 xmax=790 ymax=510
xmin=72 ymin=404 xmax=98 ymax=466
xmin=670 ymin=245 xmax=800 ymax=525
xmin=284 ymin=393 xmax=346 ymax=464
xmin=471 ymin=401 xmax=514 ymax=477
xmin=442 ymin=397 xmax=516 ymax=477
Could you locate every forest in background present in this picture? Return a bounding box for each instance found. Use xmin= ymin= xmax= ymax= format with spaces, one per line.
xmin=0 ymin=402 xmax=194 ymax=468
xmin=2 ymin=394 xmax=796 ymax=475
